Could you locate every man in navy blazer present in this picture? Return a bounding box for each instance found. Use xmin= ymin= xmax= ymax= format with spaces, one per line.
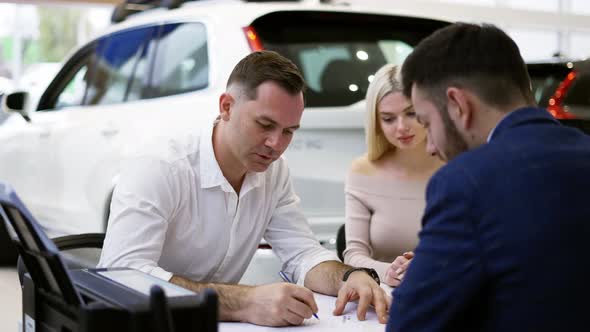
xmin=387 ymin=23 xmax=590 ymax=331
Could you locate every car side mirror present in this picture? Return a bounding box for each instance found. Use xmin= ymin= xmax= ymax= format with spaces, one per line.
xmin=2 ymin=91 xmax=30 ymax=122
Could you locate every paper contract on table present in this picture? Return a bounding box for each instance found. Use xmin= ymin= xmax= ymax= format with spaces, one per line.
xmin=219 ymin=285 xmax=392 ymax=332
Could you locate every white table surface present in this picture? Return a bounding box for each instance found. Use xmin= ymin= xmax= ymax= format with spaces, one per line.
xmin=219 ymin=285 xmax=392 ymax=332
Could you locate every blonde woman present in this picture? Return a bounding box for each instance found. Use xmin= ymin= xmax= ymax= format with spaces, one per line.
xmin=343 ymin=64 xmax=442 ymax=287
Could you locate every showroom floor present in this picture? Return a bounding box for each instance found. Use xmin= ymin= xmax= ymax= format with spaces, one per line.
xmin=0 ymin=268 xmax=21 ymax=332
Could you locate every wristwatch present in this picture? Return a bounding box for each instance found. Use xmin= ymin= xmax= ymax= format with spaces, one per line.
xmin=342 ymin=267 xmax=380 ymax=285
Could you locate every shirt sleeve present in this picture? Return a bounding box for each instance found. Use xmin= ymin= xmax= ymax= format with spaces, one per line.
xmin=387 ymin=167 xmax=484 ymax=332
xmin=343 ymin=184 xmax=390 ymax=281
xmin=98 ymin=156 xmax=181 ymax=282
xmin=263 ymin=160 xmax=339 ymax=286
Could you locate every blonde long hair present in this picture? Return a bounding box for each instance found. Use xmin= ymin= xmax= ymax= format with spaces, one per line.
xmin=365 ymin=64 xmax=404 ymax=161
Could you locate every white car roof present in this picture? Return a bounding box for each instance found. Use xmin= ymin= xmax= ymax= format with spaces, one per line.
xmin=103 ymin=0 xmax=449 ymax=35
xmin=60 ymin=0 xmax=451 ymax=65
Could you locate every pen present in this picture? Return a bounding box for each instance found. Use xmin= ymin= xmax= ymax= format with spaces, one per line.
xmin=278 ymin=271 xmax=319 ymax=320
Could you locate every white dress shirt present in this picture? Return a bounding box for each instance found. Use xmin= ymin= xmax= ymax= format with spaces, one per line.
xmin=98 ymin=123 xmax=338 ymax=285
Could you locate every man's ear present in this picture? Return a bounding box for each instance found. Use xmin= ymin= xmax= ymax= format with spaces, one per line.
xmin=446 ymin=87 xmax=473 ymax=130
xmin=219 ymin=92 xmax=234 ymax=121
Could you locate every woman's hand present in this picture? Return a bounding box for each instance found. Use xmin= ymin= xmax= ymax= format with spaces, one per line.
xmin=384 ymin=252 xmax=414 ymax=287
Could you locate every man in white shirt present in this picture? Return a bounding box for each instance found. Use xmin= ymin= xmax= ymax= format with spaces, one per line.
xmin=99 ymin=51 xmax=389 ymax=327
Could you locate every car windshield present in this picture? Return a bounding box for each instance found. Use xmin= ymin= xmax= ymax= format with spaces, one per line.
xmin=252 ymin=11 xmax=449 ymax=107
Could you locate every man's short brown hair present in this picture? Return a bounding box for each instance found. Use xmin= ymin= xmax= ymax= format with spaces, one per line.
xmin=401 ymin=23 xmax=535 ymax=112
xmin=227 ymin=50 xmax=305 ymax=100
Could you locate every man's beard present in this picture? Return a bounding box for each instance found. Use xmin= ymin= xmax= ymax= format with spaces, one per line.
xmin=438 ymin=105 xmax=469 ymax=162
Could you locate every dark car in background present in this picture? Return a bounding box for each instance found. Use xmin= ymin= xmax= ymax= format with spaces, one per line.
xmin=528 ymin=59 xmax=590 ymax=134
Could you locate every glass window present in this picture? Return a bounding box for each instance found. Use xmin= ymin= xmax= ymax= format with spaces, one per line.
xmin=507 ymin=28 xmax=559 ymax=61
xmin=441 ymin=0 xmax=495 ymax=5
xmin=564 ymin=71 xmax=590 ymax=117
xmin=150 ymin=22 xmax=209 ymax=98
xmin=569 ymin=32 xmax=590 ymax=60
xmin=527 ymin=62 xmax=568 ymax=107
xmin=502 ymin=0 xmax=559 ymax=12
xmin=571 ymin=0 xmax=590 ymax=15
xmin=54 ymin=58 xmax=92 ymax=109
xmin=36 ymin=44 xmax=97 ymax=111
xmin=254 ymin=12 xmax=446 ymax=107
xmin=287 ymin=41 xmax=412 ymax=107
xmin=88 ymin=26 xmax=157 ymax=105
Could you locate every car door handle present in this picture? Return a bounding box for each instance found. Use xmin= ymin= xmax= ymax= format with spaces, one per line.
xmin=100 ymin=127 xmax=119 ymax=137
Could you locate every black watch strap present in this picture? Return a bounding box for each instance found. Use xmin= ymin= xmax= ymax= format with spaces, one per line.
xmin=342 ymin=267 xmax=380 ymax=285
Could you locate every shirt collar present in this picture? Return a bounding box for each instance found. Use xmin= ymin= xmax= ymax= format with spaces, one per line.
xmin=199 ymin=120 xmax=227 ymax=189
xmin=199 ymin=120 xmax=263 ymax=194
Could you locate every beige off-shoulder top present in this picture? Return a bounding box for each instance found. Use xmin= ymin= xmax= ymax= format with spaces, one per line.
xmin=343 ymin=172 xmax=427 ymax=281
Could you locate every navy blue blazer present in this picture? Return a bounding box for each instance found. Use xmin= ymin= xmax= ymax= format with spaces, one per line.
xmin=387 ymin=107 xmax=590 ymax=332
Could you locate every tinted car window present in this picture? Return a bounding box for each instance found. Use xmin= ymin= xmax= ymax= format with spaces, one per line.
xmin=527 ymin=62 xmax=569 ymax=107
xmin=55 ymin=60 xmax=92 ymax=108
xmin=253 ymin=11 xmax=448 ymax=107
xmin=564 ymin=73 xmax=590 ymax=117
xmin=150 ymin=22 xmax=208 ymax=98
xmin=287 ymin=41 xmax=412 ymax=107
xmin=90 ymin=26 xmax=157 ymax=105
xmin=37 ymin=45 xmax=96 ymax=111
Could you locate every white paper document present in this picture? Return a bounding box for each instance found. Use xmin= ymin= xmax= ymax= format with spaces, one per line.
xmin=219 ymin=288 xmax=391 ymax=332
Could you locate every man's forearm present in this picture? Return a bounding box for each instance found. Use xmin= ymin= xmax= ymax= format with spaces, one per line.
xmin=304 ymin=260 xmax=350 ymax=296
xmin=170 ymin=275 xmax=252 ymax=322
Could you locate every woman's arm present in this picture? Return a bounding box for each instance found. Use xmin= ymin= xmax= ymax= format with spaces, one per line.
xmin=343 ymin=185 xmax=391 ymax=280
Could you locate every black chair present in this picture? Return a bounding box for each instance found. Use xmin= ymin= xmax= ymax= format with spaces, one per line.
xmin=336 ymin=224 xmax=346 ymax=262
xmin=17 ymin=233 xmax=105 ymax=286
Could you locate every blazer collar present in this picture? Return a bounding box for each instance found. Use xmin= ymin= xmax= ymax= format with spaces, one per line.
xmin=488 ymin=107 xmax=559 ymax=142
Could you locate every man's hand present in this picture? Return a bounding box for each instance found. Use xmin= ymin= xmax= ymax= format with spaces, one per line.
xmin=384 ymin=251 xmax=414 ymax=287
xmin=333 ymin=271 xmax=391 ymax=324
xmin=170 ymin=276 xmax=317 ymax=327
xmin=239 ymin=283 xmax=318 ymax=326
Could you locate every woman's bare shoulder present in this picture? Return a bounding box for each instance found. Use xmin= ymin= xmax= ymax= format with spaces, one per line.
xmin=350 ymin=155 xmax=377 ymax=176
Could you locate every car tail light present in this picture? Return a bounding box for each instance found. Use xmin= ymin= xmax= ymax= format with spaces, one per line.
xmin=547 ymin=70 xmax=577 ymax=119
xmin=242 ymin=26 xmax=264 ymax=52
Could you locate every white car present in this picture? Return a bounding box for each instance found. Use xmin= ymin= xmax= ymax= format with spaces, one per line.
xmin=0 ymin=0 xmax=449 ymax=248
xmin=0 ymin=76 xmax=14 ymax=124
xmin=18 ymin=62 xmax=62 ymax=113
xmin=0 ymin=63 xmax=60 ymax=125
